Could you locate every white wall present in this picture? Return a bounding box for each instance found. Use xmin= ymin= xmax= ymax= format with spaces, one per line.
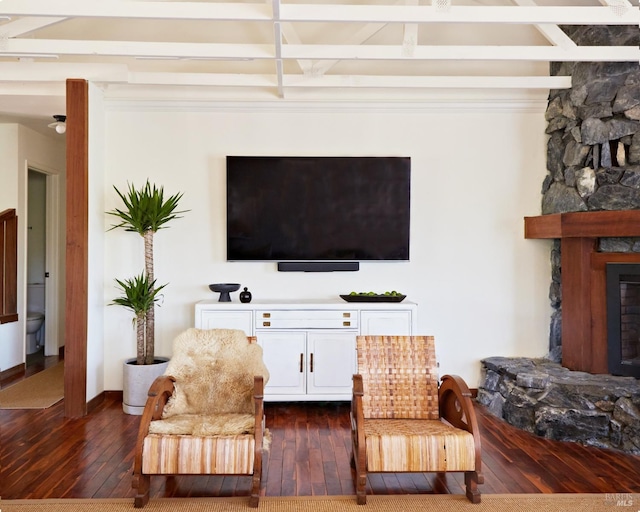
xmin=0 ymin=124 xmax=65 ymax=372
xmin=101 ymin=95 xmax=553 ymax=390
xmin=87 ymin=83 xmax=107 ymax=401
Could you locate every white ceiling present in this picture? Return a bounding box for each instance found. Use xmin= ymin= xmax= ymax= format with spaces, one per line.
xmin=0 ymin=0 xmax=638 ymax=134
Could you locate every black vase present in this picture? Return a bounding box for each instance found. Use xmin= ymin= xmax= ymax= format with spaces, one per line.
xmin=240 ymin=287 xmax=252 ymax=303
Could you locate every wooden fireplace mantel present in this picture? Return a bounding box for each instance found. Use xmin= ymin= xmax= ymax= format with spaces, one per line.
xmin=525 ymin=210 xmax=640 ymax=374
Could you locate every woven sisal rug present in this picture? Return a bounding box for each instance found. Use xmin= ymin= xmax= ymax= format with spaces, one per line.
xmin=0 ymin=362 xmax=64 ymax=409
xmin=0 ymin=494 xmax=633 ymax=511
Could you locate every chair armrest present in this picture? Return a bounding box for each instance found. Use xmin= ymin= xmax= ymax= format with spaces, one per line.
xmin=253 ymin=376 xmax=265 ymax=447
xmin=439 ymin=374 xmax=483 ymax=479
xmin=133 ymin=375 xmax=176 ymax=477
xmin=351 ymin=374 xmax=365 ymax=449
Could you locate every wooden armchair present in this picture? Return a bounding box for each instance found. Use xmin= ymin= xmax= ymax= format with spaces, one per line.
xmin=351 ymin=335 xmax=483 ymax=504
xmin=132 ymin=328 xmax=270 ymax=508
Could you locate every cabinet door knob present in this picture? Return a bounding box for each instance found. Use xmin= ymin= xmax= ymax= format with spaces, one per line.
xmin=310 ymin=353 xmax=314 ymax=372
xmin=263 ymin=321 xmax=271 ymax=327
xmin=299 ymin=353 xmax=304 ymax=373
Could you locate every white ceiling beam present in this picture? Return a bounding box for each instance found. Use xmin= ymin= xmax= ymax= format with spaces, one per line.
xmin=0 ymin=62 xmax=572 ymax=90
xmin=0 ymin=1 xmax=273 ymax=22
xmin=282 ymin=44 xmax=640 ymax=62
xmin=0 ymin=62 xmax=129 ymax=81
xmin=2 ymin=39 xmax=637 ymax=62
xmin=402 ymin=0 xmax=419 ymax=57
xmin=0 ymin=16 xmax=66 ymax=37
xmin=128 ymin=72 xmax=277 ymax=88
xmin=1 ymin=3 xmax=638 ymax=25
xmin=278 ymin=5 xmax=640 ymax=25
xmin=0 ymin=39 xmax=275 ymax=60
xmin=283 ymin=74 xmax=572 ymax=90
xmin=509 ymin=0 xmax=576 ymax=49
xmin=307 ymin=19 xmax=390 ymax=77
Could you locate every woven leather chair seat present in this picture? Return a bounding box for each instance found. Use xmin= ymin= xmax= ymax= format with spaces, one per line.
xmin=142 ymin=433 xmax=256 ymax=474
xmin=364 ymin=418 xmax=475 ymax=472
xmin=351 ymin=335 xmax=483 ymax=504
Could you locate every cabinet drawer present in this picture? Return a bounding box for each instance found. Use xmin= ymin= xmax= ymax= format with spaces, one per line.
xmin=255 ymin=310 xmax=358 ymax=329
xmin=198 ymin=310 xmax=253 ymax=334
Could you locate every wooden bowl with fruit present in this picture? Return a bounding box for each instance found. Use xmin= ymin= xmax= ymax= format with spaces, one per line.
xmin=339 ymin=290 xmax=406 ymax=303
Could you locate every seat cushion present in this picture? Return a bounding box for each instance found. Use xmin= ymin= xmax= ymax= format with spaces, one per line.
xmin=142 ymin=434 xmax=255 ymax=474
xmin=149 ymin=413 xmax=255 ymax=436
xmin=364 ymin=418 xmax=475 ymax=472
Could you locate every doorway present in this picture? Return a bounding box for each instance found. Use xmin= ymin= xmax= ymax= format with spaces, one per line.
xmin=26 ymin=167 xmax=61 ymax=361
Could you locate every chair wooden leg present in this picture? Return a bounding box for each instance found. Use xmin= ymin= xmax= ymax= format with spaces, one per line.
xmin=353 ymin=456 xmax=367 ymax=504
xmin=465 ymin=471 xmax=481 ymax=504
xmin=132 ymin=473 xmax=150 ymax=508
xmin=249 ymin=471 xmax=261 ymax=508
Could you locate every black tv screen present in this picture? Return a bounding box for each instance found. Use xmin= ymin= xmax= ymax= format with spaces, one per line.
xmin=226 ymin=156 xmax=410 ymax=261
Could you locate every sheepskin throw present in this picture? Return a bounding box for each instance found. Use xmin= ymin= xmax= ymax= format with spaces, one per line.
xmin=160 ymin=328 xmax=270 ymax=419
xmin=149 ymin=413 xmax=256 ymax=436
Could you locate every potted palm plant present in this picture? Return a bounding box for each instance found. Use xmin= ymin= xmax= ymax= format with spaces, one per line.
xmin=108 ymin=180 xmax=186 ymax=414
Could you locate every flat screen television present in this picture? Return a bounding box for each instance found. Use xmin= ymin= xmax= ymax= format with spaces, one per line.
xmin=226 ymin=156 xmax=410 ymax=262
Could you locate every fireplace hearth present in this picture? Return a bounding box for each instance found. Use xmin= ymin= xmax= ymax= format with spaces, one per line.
xmin=478 ymin=357 xmax=640 ymax=455
xmin=607 ymin=263 xmax=640 ymax=378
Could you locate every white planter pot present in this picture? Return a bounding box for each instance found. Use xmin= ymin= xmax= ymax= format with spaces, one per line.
xmin=122 ymin=357 xmax=170 ymax=415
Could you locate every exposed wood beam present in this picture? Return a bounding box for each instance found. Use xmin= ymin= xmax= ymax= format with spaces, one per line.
xmin=0 ymin=65 xmax=571 ymax=89
xmin=0 ymin=1 xmax=273 ymax=22
xmin=0 ymin=39 xmax=275 ymax=60
xmin=282 ymin=74 xmax=572 ymax=90
xmin=278 ymin=5 xmax=640 ymax=24
xmin=65 ymin=77 xmax=89 ymax=419
xmin=0 ymin=62 xmax=129 ymax=81
xmin=510 ymin=0 xmax=576 ymax=49
xmin=281 ymin=44 xmax=639 ymax=62
xmin=403 ymin=0 xmax=419 ymax=58
xmin=1 ymin=39 xmax=636 ymax=62
xmin=306 ymin=22 xmax=388 ymax=77
xmin=0 ymin=3 xmax=637 ymax=25
xmin=0 ymin=16 xmax=66 ymax=37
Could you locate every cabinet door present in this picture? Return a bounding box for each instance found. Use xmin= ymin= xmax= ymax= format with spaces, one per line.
xmin=258 ymin=331 xmax=306 ymax=395
xmin=306 ymin=332 xmax=357 ymax=395
xmin=198 ymin=311 xmax=253 ymax=335
xmin=360 ymin=310 xmax=412 ymax=336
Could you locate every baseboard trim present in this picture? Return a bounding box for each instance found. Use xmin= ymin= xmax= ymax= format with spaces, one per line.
xmin=0 ymin=363 xmax=25 ymax=388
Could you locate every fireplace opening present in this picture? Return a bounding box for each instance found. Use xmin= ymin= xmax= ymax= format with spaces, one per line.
xmin=606 ymin=263 xmax=640 ymax=378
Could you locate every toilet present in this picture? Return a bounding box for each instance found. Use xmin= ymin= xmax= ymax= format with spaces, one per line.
xmin=26 ymin=283 xmax=46 ymax=355
xmin=26 ymin=312 xmax=45 ymax=354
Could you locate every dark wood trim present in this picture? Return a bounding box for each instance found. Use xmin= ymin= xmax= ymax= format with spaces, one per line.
xmin=64 ymin=78 xmax=89 ymax=418
xmin=525 ymin=212 xmax=640 ymax=373
xmin=591 ymin=253 xmax=640 ymax=374
xmin=525 ymin=210 xmax=640 ymax=239
xmin=0 ymin=208 xmax=18 ymax=324
xmin=87 ymin=391 xmax=107 ymax=413
xmin=560 ymin=237 xmax=596 ymax=371
xmin=0 ymin=362 xmax=24 ymax=388
xmin=524 ymin=213 xmax=561 ymax=239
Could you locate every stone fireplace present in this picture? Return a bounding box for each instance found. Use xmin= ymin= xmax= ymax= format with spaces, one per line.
xmin=477 ymin=26 xmax=640 ymax=455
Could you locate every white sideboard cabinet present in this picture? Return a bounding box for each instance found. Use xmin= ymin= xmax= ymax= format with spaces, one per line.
xmin=195 ymin=299 xmax=418 ymax=401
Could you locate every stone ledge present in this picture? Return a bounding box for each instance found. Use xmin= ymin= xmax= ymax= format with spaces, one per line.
xmin=477 ymin=357 xmax=640 ymax=454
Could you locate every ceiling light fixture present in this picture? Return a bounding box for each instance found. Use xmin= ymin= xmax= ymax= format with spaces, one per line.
xmin=48 ymin=114 xmax=66 ymax=134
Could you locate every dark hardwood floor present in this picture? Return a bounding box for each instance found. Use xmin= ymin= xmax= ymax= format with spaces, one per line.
xmin=3 ymin=355 xmax=640 ymax=500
